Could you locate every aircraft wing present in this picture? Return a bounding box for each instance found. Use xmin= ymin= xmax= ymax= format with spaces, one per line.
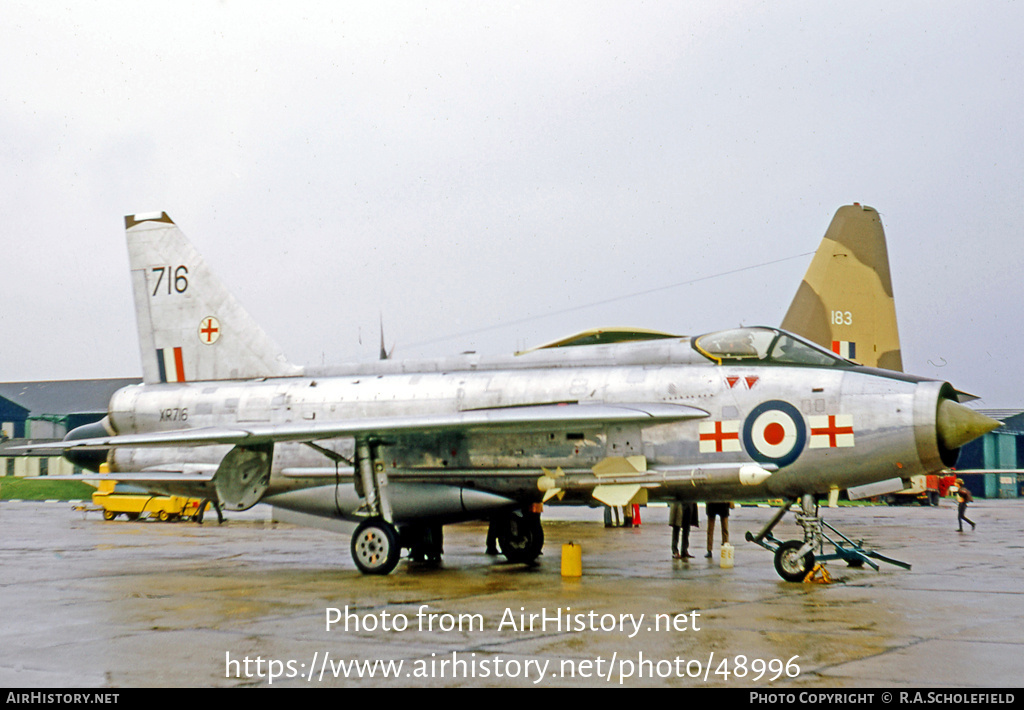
xmin=38 ymin=471 xmax=218 ymax=497
xmin=23 ymin=402 xmax=706 ymax=451
xmin=32 ymin=471 xmax=216 ymax=481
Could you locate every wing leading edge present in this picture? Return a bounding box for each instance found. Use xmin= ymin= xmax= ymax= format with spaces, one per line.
xmin=25 ymin=402 xmax=707 ymax=452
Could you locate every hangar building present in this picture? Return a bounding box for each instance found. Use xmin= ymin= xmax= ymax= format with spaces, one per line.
xmin=953 ymin=409 xmax=1024 ymax=499
xmin=0 ymin=378 xmax=140 ymax=477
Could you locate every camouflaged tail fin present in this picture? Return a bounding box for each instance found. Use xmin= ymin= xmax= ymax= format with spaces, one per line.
xmin=781 ymin=204 xmax=903 ymax=372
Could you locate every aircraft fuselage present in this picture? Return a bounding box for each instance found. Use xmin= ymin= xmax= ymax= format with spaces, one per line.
xmin=101 ymin=333 xmax=955 ymax=523
xmin=43 ymin=208 xmax=1001 ymax=577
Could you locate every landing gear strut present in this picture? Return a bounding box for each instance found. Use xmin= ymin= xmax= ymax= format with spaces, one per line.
xmin=746 ymin=494 xmax=911 ymax=582
xmin=350 ymin=439 xmax=403 ymax=575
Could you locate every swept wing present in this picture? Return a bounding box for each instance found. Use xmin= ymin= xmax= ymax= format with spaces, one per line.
xmin=26 ymin=401 xmax=706 ymax=451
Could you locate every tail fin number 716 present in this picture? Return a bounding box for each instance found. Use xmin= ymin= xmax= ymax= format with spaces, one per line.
xmin=151 ymin=265 xmax=189 ymax=296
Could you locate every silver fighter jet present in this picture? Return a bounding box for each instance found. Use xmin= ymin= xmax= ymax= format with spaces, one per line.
xmin=39 ymin=208 xmax=999 ymax=578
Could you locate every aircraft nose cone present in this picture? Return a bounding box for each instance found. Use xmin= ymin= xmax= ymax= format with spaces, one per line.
xmin=936 ymin=399 xmax=1001 ymax=451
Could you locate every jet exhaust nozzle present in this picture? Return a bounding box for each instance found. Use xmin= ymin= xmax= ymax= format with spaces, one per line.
xmin=62 ymin=417 xmax=114 ymax=472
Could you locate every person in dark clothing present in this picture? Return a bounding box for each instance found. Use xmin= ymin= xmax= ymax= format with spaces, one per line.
xmin=486 ymin=518 xmax=500 ymax=554
xmin=956 ymin=478 xmax=975 ymax=532
xmin=670 ymin=501 xmax=698 ymax=558
xmin=705 ymin=501 xmax=731 ymax=558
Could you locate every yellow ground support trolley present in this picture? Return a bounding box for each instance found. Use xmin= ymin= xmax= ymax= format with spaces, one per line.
xmin=92 ymin=480 xmax=209 ymax=522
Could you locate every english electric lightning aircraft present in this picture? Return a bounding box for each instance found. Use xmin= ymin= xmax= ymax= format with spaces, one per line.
xmin=36 ymin=205 xmax=999 ymax=579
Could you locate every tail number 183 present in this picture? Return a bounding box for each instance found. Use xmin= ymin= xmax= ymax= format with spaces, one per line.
xmin=830 ymin=310 xmax=852 ymax=325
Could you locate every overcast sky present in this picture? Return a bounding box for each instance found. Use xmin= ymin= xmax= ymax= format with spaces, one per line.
xmin=2 ymin=2 xmax=1023 ymax=407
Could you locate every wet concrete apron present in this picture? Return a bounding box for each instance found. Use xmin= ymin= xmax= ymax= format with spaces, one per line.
xmin=1 ymin=500 xmax=1020 ymax=687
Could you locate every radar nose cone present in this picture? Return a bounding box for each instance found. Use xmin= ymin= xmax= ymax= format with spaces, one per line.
xmin=936 ymin=399 xmax=1002 ymax=451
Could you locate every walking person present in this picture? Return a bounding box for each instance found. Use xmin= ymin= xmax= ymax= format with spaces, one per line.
xmin=956 ymin=478 xmax=976 ymax=532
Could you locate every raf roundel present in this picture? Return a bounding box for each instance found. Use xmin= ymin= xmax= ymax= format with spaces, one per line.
xmin=742 ymin=400 xmax=806 ymax=467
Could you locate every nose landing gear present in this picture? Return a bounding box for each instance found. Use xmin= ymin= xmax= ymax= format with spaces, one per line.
xmin=747 ymin=494 xmax=911 ymax=582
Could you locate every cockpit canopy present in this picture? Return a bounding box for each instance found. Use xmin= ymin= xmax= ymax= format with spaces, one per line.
xmin=693 ymin=327 xmax=850 ymax=368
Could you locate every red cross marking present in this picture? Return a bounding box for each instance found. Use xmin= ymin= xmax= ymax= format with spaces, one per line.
xmin=811 ymin=415 xmax=854 ymax=448
xmin=700 ymin=421 xmax=740 ymax=452
xmin=201 ymin=318 xmax=219 ymax=343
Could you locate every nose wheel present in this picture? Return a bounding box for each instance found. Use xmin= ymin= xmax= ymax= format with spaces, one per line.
xmin=773 ymin=539 xmax=816 ymax=582
xmin=747 ymin=494 xmax=910 ymax=581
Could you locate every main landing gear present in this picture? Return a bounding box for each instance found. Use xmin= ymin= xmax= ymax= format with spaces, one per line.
xmin=746 ymin=494 xmax=911 ymax=582
xmin=346 ymin=439 xmax=546 ymax=574
xmin=350 ymin=519 xmax=445 ymax=574
xmin=492 ymin=509 xmax=545 ymax=565
xmin=348 ymin=510 xmax=545 ymax=575
xmin=351 ymin=517 xmax=402 ymax=575
xmin=349 ymin=440 xmax=403 ymax=575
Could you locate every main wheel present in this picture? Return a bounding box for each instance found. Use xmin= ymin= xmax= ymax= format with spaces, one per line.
xmin=102 ymin=510 xmax=116 ymax=521
xmin=498 ymin=510 xmax=544 ymax=564
xmin=351 ymin=518 xmax=401 ymax=575
xmin=774 ymin=539 xmax=815 ymax=582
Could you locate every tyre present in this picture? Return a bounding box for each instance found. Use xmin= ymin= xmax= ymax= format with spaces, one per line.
xmin=498 ymin=510 xmax=544 ymax=564
xmin=351 ymin=518 xmax=402 ymax=575
xmin=774 ymin=539 xmax=815 ymax=582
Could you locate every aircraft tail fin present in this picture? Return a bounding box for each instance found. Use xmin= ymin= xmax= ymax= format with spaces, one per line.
xmin=781 ymin=204 xmax=903 ymax=371
xmin=125 ymin=212 xmax=303 ymax=384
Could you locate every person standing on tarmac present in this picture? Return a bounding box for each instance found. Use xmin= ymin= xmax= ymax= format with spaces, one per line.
xmin=705 ymin=502 xmax=731 ymax=558
xmin=670 ymin=501 xmax=698 ymax=559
